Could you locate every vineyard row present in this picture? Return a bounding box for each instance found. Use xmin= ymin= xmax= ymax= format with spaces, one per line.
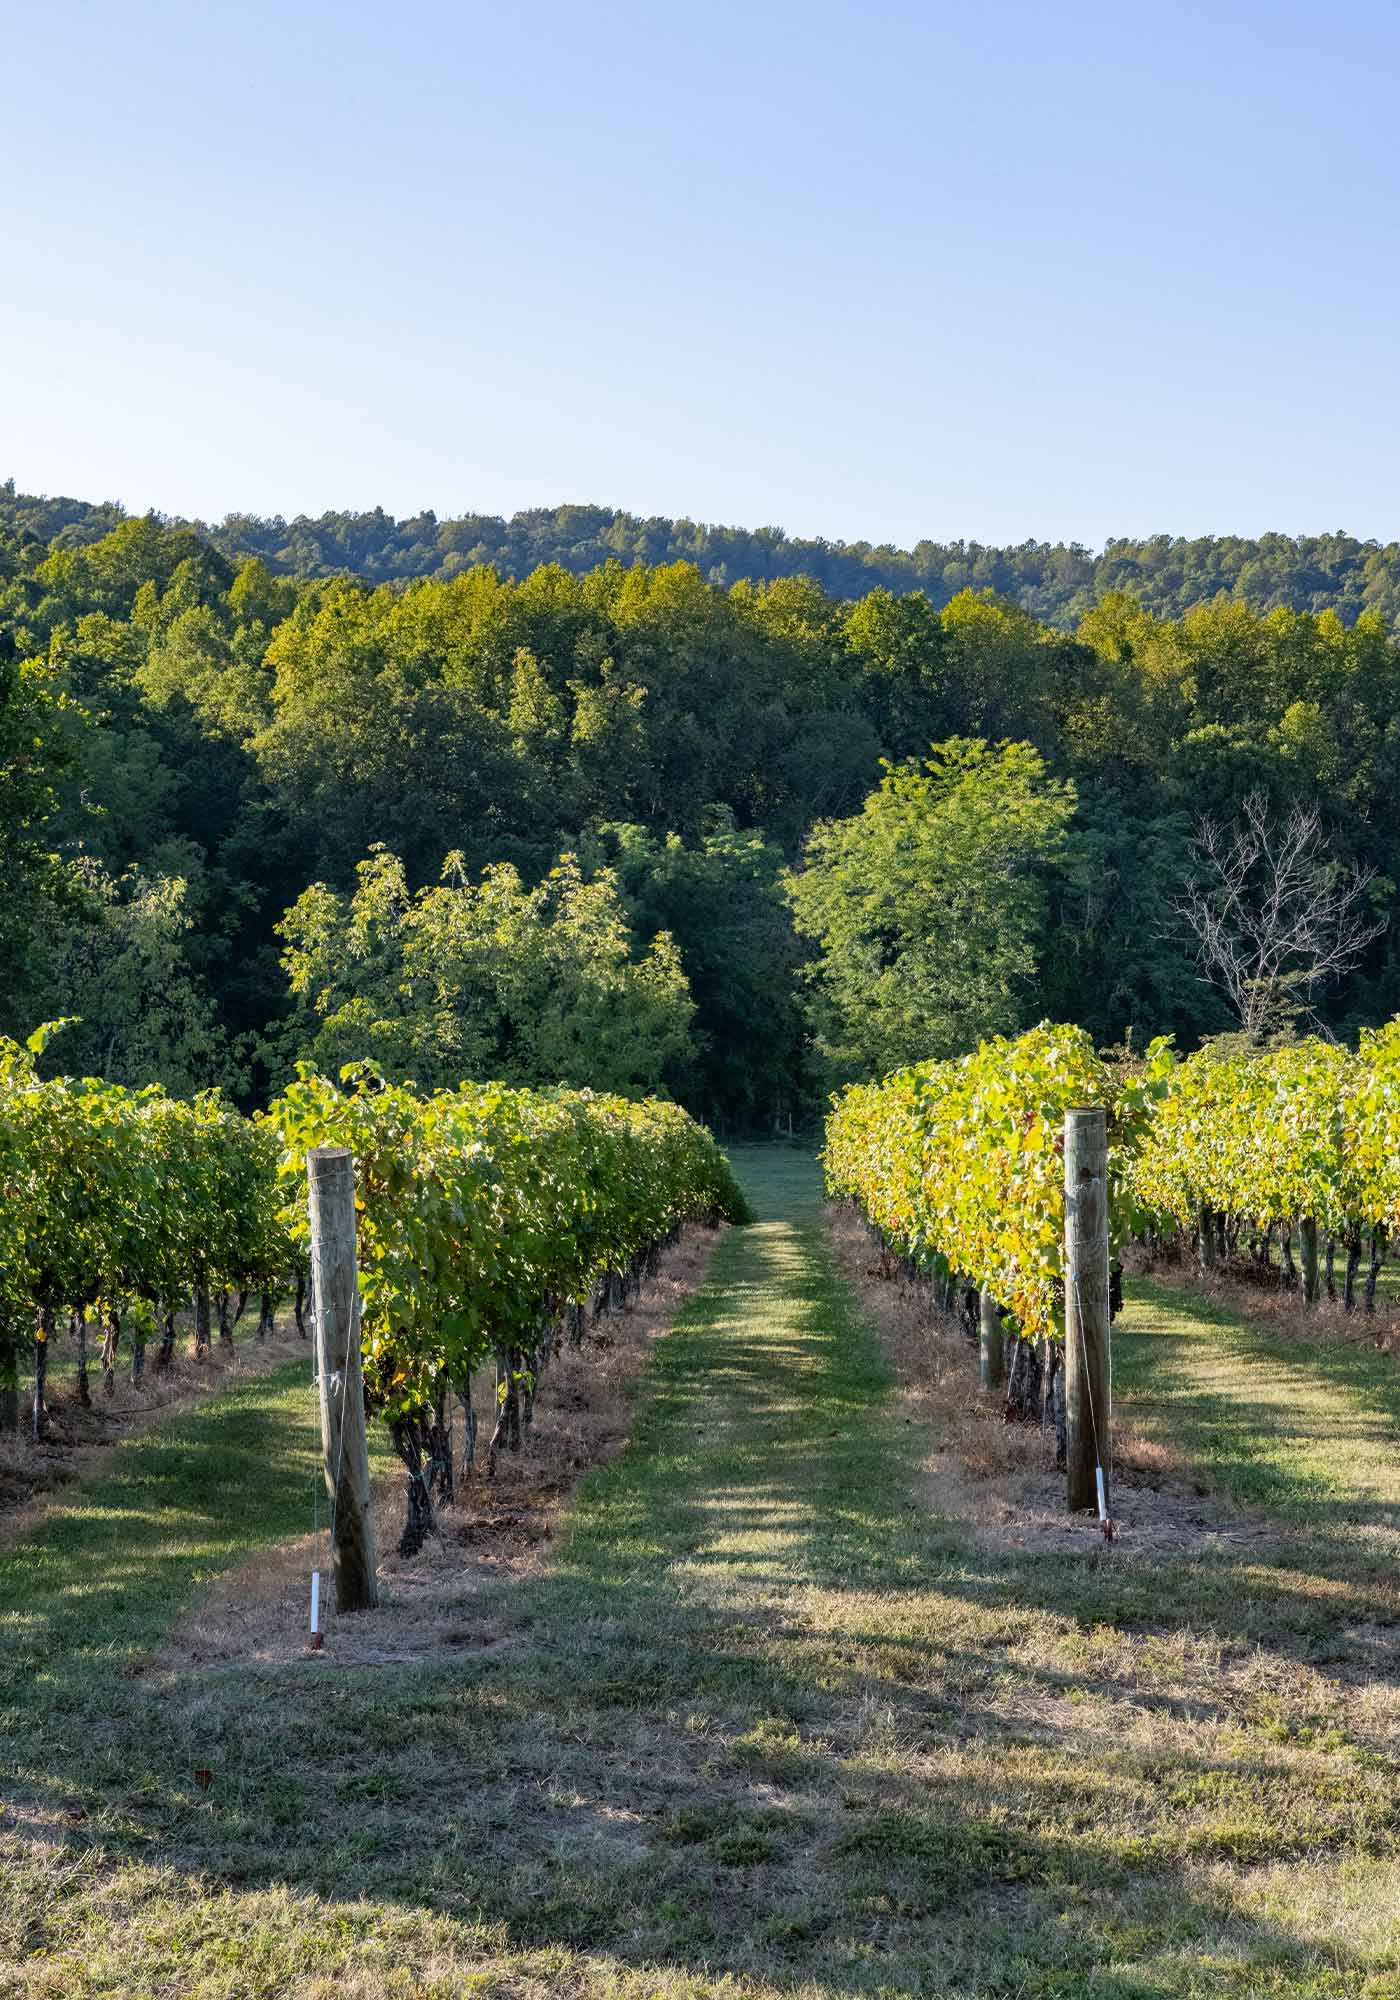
xmin=823 ymin=1021 xmax=1400 ymax=1465
xmin=0 ymin=1032 xmax=747 ymax=1548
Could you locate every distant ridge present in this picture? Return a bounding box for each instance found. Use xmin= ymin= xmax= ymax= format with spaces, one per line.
xmin=4 ymin=479 xmax=1397 ymax=629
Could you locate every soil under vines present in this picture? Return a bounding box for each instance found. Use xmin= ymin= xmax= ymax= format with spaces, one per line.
xmin=1127 ymin=1240 xmax=1400 ymax=1357
xmin=824 ymin=1202 xmax=1283 ymax=1560
xmin=0 ymin=1312 xmax=309 ymax=1546
xmin=149 ymin=1221 xmax=724 ymax=1672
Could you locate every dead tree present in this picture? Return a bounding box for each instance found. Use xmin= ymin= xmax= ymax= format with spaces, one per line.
xmin=1171 ymin=794 xmax=1385 ymax=1040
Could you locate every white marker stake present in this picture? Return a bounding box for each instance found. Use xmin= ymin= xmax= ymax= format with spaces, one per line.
xmin=310 ymin=1569 xmax=323 ymax=1650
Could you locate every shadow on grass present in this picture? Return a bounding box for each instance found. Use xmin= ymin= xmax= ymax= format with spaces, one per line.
xmin=3 ymin=1150 xmax=1399 ymax=1997
xmin=1116 ymin=1275 xmax=1400 ymax=1525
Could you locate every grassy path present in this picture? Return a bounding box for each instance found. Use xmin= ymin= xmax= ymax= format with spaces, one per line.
xmin=2 ymin=1151 xmax=1400 ymax=1997
xmin=0 ymin=1357 xmax=394 ymax=1721
xmin=1117 ymin=1275 xmax=1400 ymax=1526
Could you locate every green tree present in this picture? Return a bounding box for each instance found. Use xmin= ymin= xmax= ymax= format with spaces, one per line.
xmin=592 ymin=817 xmax=810 ymax=1129
xmin=0 ymin=655 xmax=78 ymax=1026
xmin=1039 ymin=800 xmax=1222 ymax=1049
xmin=28 ymin=858 xmax=238 ymax=1096
xmin=276 ymin=846 xmax=694 ymax=1095
xmin=784 ymin=738 xmax=1076 ymax=1081
xmin=844 ymin=585 xmax=949 ymax=751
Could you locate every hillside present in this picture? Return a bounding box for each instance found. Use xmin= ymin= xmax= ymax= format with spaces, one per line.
xmin=5 ymin=479 xmax=1400 ymax=627
xmin=6 ymin=482 xmax=1400 ymax=1133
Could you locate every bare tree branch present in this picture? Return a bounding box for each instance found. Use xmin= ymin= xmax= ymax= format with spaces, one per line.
xmin=1170 ymin=793 xmax=1387 ymax=1039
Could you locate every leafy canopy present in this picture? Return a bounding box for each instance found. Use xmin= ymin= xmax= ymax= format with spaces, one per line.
xmin=785 ymin=738 xmax=1076 ymax=1082
xmin=276 ymin=845 xmax=693 ymax=1096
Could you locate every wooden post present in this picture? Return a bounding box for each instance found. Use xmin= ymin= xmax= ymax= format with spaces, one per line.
xmin=1064 ymin=1106 xmax=1110 ymax=1516
xmin=1365 ymin=1225 xmax=1386 ymax=1314
xmin=307 ymin=1146 xmax=379 ymax=1612
xmin=978 ymin=1286 xmax=1004 ymax=1391
xmin=193 ymin=1284 xmax=211 ymax=1357
xmin=1299 ymin=1215 xmax=1319 ymax=1307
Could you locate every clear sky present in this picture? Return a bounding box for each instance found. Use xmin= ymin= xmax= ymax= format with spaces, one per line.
xmin=5 ymin=0 xmax=1398 ymax=548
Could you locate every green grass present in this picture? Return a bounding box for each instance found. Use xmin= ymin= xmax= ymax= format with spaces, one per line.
xmin=2 ymin=1151 xmax=1399 ymax=1998
xmin=1 ymin=1357 xmax=394 ymax=1708
xmin=1118 ymin=1276 xmax=1400 ymax=1520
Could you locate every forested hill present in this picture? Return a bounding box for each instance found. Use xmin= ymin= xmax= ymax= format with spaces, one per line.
xmin=5 ymin=480 xmax=1400 ymax=627
xmin=7 ymin=473 xmax=1400 ymax=1133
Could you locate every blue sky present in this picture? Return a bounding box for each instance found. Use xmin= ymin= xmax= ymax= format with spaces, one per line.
xmin=5 ymin=0 xmax=1398 ymax=547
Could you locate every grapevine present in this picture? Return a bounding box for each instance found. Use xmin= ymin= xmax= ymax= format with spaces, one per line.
xmin=264 ymin=1062 xmax=748 ymax=1549
xmin=0 ymin=1029 xmax=294 ymax=1433
xmin=824 ymin=1022 xmax=1171 ymax=1342
xmin=1 ymin=1029 xmax=745 ymax=1552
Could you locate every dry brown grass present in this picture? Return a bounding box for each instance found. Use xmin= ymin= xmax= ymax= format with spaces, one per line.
xmin=0 ymin=1314 xmax=310 ymax=1547
xmin=150 ymin=1225 xmax=725 ymax=1672
xmin=1131 ymin=1243 xmax=1400 ymax=1358
xmin=823 ymin=1203 xmax=1273 ymax=1560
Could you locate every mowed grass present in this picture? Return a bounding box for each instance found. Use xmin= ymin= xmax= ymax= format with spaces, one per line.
xmin=0 ymin=1151 xmax=1398 ymax=1998
xmin=1119 ymin=1275 xmax=1400 ymax=1521
xmin=0 ymin=1357 xmax=396 ymax=1693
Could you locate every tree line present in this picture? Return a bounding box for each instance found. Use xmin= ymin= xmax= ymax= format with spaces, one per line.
xmin=10 ymin=481 xmax=1400 ymax=626
xmin=3 ymin=488 xmax=1399 ymax=1122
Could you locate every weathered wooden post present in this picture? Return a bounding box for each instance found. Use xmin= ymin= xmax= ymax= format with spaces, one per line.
xmin=978 ymin=1286 xmax=1004 ymax=1391
xmin=1298 ymin=1215 xmax=1320 ymax=1307
xmin=193 ymin=1284 xmax=211 ymax=1357
xmin=307 ymin=1145 xmax=378 ymax=1612
xmin=1064 ymin=1106 xmax=1110 ymax=1516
